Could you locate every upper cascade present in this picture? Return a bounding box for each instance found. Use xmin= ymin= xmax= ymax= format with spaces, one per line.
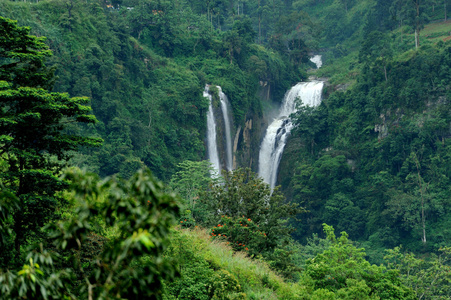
xmin=310 ymin=55 xmax=323 ymax=69
xmin=259 ymin=80 xmax=324 ymax=190
xmin=278 ymin=81 xmax=323 ymax=118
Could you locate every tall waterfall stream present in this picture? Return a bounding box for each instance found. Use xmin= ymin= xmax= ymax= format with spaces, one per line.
xmin=204 ymin=85 xmax=234 ymax=176
xmin=218 ymin=87 xmax=233 ymax=172
xmin=259 ymin=57 xmax=324 ymax=189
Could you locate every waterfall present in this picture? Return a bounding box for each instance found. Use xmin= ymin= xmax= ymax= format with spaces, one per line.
xmin=258 ymin=81 xmax=324 ymax=189
xmin=204 ymin=86 xmax=221 ymax=177
xmin=310 ymin=55 xmax=322 ymax=69
xmin=204 ymin=85 xmax=234 ymax=176
xmin=218 ymin=87 xmax=233 ymax=171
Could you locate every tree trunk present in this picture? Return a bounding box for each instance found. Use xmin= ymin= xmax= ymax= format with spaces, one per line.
xmin=422 ymin=196 xmax=426 ymax=243
xmin=14 ymin=212 xmax=23 ymax=261
xmin=384 ymin=65 xmax=388 ymax=81
xmin=14 ymin=159 xmax=26 ymax=261
xmin=211 ymin=12 xmax=213 ymax=31
xmin=401 ymin=19 xmax=403 ymax=43
xmin=415 ymin=29 xmax=419 ymax=49
xmin=311 ymin=139 xmax=314 ymax=155
xmin=415 ymin=0 xmax=420 ymax=49
xmin=445 ymin=0 xmax=447 ymax=21
xmin=218 ymin=14 xmax=220 ymax=30
xmin=258 ymin=0 xmax=261 ymax=44
xmin=413 ymin=154 xmax=427 ymax=244
xmin=67 ymin=0 xmax=74 ymax=32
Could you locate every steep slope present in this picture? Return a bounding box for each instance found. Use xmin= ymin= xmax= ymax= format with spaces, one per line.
xmin=0 ymin=0 xmax=303 ymax=180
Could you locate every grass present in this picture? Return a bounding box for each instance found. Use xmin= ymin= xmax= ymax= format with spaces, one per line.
xmin=422 ymin=20 xmax=451 ymax=43
xmin=392 ymin=20 xmax=451 ymax=48
xmin=312 ymin=50 xmax=360 ymax=87
xmin=176 ymin=227 xmax=304 ymax=300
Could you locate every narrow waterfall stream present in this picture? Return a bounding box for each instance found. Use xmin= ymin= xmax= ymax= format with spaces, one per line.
xmin=204 ymin=85 xmax=234 ymax=177
xmin=204 ymin=86 xmax=221 ymax=176
xmin=218 ymin=87 xmax=234 ymax=171
xmin=258 ymin=80 xmax=324 ymax=189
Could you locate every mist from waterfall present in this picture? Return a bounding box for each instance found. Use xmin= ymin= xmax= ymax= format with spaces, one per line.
xmin=258 ymin=81 xmax=324 ymax=189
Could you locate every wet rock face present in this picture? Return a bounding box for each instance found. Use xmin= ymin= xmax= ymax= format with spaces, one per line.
xmin=234 ymin=118 xmax=257 ymax=170
xmin=334 ymin=82 xmax=352 ymax=92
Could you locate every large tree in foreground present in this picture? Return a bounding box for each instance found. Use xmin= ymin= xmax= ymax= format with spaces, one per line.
xmin=0 ymin=17 xmax=102 ymax=262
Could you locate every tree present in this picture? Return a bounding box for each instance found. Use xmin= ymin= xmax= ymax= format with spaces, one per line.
xmin=359 ymin=31 xmax=393 ymax=81
xmin=389 ymin=0 xmax=411 ymax=43
xmin=127 ymin=0 xmax=180 ymax=56
xmin=392 ymin=0 xmax=429 ymax=49
xmin=445 ymin=0 xmax=448 ymax=21
xmin=292 ymin=104 xmax=328 ymax=155
xmin=199 ymin=168 xmax=302 ymax=250
xmin=0 ymin=17 xmax=53 ymax=88
xmin=340 ymin=0 xmax=354 ymax=13
xmin=269 ymin=11 xmax=313 ymax=66
xmin=169 ymin=160 xmax=215 ymax=205
xmin=412 ymin=0 xmax=424 ymax=49
xmin=0 ymin=168 xmax=181 ymax=299
xmin=0 ymin=17 xmax=102 ymax=262
xmin=384 ymin=246 xmax=451 ymax=299
xmin=169 ymin=160 xmax=217 ymax=224
xmin=301 ymin=224 xmax=416 ymax=299
xmin=223 ymin=29 xmax=242 ymax=64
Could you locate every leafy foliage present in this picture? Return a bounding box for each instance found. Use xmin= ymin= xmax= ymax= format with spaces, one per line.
xmin=0 ymin=168 xmax=181 ymax=299
xmin=0 ymin=17 xmax=53 ymax=88
xmin=384 ymin=246 xmax=451 ymax=299
xmin=0 ymin=16 xmax=102 ymax=264
xmin=286 ymin=42 xmax=451 ymax=252
xmin=210 ymin=215 xmax=268 ymax=256
xmin=300 ymin=224 xmax=416 ymax=299
xmin=200 ymin=168 xmax=301 ymax=251
xmin=169 ymin=160 xmax=216 ymax=208
xmin=164 ymin=229 xmax=246 ymax=300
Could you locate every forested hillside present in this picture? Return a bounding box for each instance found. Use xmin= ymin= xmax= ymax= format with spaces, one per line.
xmin=279 ymin=0 xmax=451 ymax=257
xmin=1 ymin=0 xmax=451 ymax=299
xmin=0 ymin=0 xmax=305 ymax=180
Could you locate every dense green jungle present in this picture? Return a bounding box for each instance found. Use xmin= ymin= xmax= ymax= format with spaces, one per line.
xmin=1 ymin=0 xmax=451 ymax=299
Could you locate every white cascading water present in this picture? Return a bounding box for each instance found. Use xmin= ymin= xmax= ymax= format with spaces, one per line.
xmin=310 ymin=55 xmax=322 ymax=69
xmin=204 ymin=85 xmax=234 ymax=176
xmin=218 ymin=87 xmax=233 ymax=171
xmin=258 ymin=80 xmax=324 ymax=189
xmin=204 ymin=86 xmax=221 ymax=177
